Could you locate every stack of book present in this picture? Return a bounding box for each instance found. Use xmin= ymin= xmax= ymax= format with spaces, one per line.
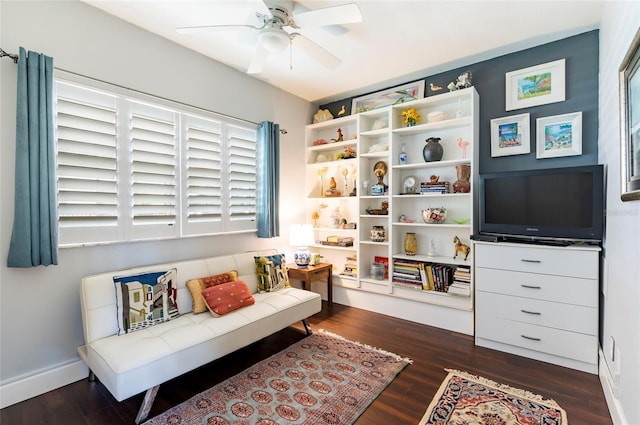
xmin=423 ymin=263 xmax=454 ymax=292
xmin=321 ymin=236 xmax=354 ymax=247
xmin=392 ymin=259 xmax=423 ymax=290
xmin=340 ymin=254 xmax=358 ymax=277
xmin=420 ymin=181 xmax=451 ymax=194
xmin=448 ymin=265 xmax=471 ymax=296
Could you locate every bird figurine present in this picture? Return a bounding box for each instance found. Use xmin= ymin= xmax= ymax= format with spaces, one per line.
xmin=429 ymin=83 xmax=443 ymax=92
xmin=457 ymin=137 xmax=470 ymax=159
xmin=331 ymin=128 xmax=344 ymax=143
xmin=337 ymin=105 xmax=346 ymax=116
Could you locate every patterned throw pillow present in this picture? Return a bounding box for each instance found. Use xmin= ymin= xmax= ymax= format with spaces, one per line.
xmin=186 ymin=270 xmax=239 ymax=314
xmin=201 ymin=280 xmax=255 ymax=317
xmin=254 ymin=253 xmax=291 ymax=292
xmin=113 ymin=269 xmax=179 ymax=335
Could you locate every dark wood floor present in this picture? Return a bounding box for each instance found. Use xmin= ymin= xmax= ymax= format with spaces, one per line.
xmin=1 ymin=302 xmax=612 ymax=425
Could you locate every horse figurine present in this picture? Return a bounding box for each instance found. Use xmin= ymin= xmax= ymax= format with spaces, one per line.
xmin=453 ymin=236 xmax=471 ymax=261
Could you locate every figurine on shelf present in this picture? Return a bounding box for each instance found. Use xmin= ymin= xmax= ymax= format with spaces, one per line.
xmin=325 ymin=176 xmax=341 ymax=197
xmin=311 ymin=210 xmax=320 ymax=228
xmin=457 ymin=137 xmax=470 ymax=159
xmin=453 ymin=236 xmax=471 ymax=261
xmin=317 ymin=167 xmax=328 ymax=197
xmin=331 ymin=128 xmax=344 ymax=143
xmin=447 ymin=71 xmax=473 ymax=91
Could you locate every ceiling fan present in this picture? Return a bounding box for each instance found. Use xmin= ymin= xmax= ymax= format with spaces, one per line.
xmin=176 ymin=0 xmax=362 ymax=74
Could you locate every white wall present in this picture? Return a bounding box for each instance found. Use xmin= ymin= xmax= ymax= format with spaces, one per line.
xmin=598 ymin=2 xmax=640 ymax=424
xmin=0 ymin=0 xmax=311 ymax=406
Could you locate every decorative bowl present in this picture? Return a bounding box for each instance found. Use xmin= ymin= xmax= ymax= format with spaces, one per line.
xmin=422 ymin=207 xmax=447 ymax=224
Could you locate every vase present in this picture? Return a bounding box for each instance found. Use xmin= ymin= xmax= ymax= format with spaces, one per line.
xmin=453 ymin=164 xmax=471 ymax=193
xmin=329 ymin=207 xmax=340 ymax=228
xmin=423 ymin=137 xmax=443 ymax=162
xmin=404 ymin=232 xmax=417 ymax=255
xmin=370 ymin=225 xmax=386 ymax=242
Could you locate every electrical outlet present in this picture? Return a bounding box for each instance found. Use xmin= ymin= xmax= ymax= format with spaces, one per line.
xmin=610 ymin=336 xmax=616 ymax=362
xmin=613 ymin=348 xmax=621 ymax=399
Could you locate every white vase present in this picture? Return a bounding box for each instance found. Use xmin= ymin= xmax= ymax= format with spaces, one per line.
xmin=329 ymin=207 xmax=340 ymax=228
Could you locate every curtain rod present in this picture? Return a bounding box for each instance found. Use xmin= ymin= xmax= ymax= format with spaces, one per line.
xmin=0 ymin=48 xmax=18 ymax=63
xmin=1 ymin=51 xmax=287 ymax=134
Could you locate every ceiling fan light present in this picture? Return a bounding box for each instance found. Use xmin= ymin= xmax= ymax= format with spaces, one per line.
xmin=259 ymin=28 xmax=290 ymax=53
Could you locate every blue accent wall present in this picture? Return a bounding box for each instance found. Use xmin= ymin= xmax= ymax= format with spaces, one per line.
xmin=320 ymin=30 xmax=599 ymax=174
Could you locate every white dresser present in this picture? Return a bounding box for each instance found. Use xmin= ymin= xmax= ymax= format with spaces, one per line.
xmin=474 ymin=241 xmax=600 ymax=373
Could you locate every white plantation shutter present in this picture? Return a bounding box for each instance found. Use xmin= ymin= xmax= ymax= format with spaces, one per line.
xmin=127 ymin=102 xmax=178 ymax=239
xmin=227 ymin=125 xmax=257 ymax=231
xmin=55 ymin=75 xmax=257 ymax=246
xmin=56 ymin=82 xmax=120 ymax=245
xmin=182 ymin=115 xmax=223 ymax=235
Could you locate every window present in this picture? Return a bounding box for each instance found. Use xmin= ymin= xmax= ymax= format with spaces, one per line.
xmin=55 ymin=76 xmax=257 ymax=246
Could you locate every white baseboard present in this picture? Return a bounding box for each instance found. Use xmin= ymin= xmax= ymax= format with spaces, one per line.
xmin=0 ymin=359 xmax=89 ymax=409
xmin=599 ymin=349 xmax=629 ymax=425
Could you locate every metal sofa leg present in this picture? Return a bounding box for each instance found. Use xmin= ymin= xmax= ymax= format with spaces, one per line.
xmin=302 ymin=319 xmax=312 ymax=335
xmin=88 ymin=370 xmax=96 ymax=382
xmin=135 ymin=385 xmax=160 ymax=424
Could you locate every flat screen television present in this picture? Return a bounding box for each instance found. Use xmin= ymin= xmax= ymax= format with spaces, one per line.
xmin=477 ymin=165 xmax=604 ymax=245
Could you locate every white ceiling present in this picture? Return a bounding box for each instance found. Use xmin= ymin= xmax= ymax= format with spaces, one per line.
xmin=82 ymin=0 xmax=603 ymax=104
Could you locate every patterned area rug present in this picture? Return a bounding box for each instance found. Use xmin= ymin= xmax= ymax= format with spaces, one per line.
xmin=419 ymin=369 xmax=568 ymax=425
xmin=143 ymin=330 xmax=411 ymax=425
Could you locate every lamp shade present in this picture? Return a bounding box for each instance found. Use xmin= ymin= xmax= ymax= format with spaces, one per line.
xmin=289 ymin=224 xmax=315 ymax=247
xmin=289 ymin=224 xmax=315 ymax=267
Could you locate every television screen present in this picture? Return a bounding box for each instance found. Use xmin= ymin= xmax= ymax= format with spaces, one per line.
xmin=478 ymin=165 xmax=604 ymax=244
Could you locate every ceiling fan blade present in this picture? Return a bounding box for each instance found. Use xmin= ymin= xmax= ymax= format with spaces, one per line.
xmin=293 ymin=3 xmax=362 ymax=28
xmin=247 ymin=42 xmax=270 ymax=74
xmin=176 ymin=24 xmax=259 ymax=34
xmin=293 ymin=34 xmax=341 ymax=70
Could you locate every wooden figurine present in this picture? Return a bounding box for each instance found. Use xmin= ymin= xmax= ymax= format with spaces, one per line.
xmin=453 ymin=236 xmax=470 ymax=261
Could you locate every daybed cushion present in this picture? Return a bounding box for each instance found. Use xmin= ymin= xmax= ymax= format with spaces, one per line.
xmin=254 ymin=253 xmax=291 ymax=292
xmin=186 ymin=270 xmax=239 ymax=314
xmin=113 ymin=269 xmax=179 ymax=335
xmin=201 ymin=280 xmax=255 ymax=316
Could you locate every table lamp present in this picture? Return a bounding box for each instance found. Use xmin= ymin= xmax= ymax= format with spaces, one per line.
xmin=289 ymin=224 xmax=315 ymax=267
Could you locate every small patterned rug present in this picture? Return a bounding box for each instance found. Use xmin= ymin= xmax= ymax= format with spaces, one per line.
xmin=143 ymin=330 xmax=411 ymax=425
xmin=419 ymin=369 xmax=568 ymax=425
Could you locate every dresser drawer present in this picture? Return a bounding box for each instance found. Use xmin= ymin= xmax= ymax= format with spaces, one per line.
xmin=475 ymin=243 xmax=599 ymax=279
xmin=476 ymin=291 xmax=597 ymax=335
xmin=476 ymin=314 xmax=598 ymax=365
xmin=475 ymin=267 xmax=598 ymax=307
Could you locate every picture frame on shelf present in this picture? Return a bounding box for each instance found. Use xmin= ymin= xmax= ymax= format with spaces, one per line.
xmin=505 ymin=59 xmax=566 ymax=111
xmin=619 ymin=27 xmax=640 ymax=201
xmin=351 ymin=81 xmax=425 ymax=114
xmin=490 ymin=113 xmax=530 ymax=157
xmin=536 ymin=112 xmax=583 ymax=159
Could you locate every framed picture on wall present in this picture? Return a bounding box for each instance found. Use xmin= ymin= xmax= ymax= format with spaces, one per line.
xmin=505 ymin=59 xmax=566 ymax=111
xmin=536 ymin=112 xmax=582 ymax=159
xmin=490 ymin=113 xmax=530 ymax=157
xmin=619 ymin=28 xmax=640 ymax=201
xmin=351 ymin=81 xmax=424 ymax=114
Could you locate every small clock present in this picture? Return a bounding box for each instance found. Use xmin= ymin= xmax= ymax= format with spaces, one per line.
xmin=403 ymin=175 xmax=419 ymax=194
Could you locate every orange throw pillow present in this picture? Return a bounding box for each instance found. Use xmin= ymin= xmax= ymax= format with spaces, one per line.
xmin=201 ymin=280 xmax=255 ymax=317
xmin=186 ymin=270 xmax=238 ymax=314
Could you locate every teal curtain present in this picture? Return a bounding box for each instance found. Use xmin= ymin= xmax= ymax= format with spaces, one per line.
xmin=256 ymin=121 xmax=280 ymax=238
xmin=7 ymin=48 xmax=58 ymax=267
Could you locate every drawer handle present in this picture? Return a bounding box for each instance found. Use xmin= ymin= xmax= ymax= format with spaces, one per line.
xmin=521 ymin=259 xmax=542 ymax=263
xmin=521 ymin=335 xmax=541 ymax=342
xmin=521 ymin=284 xmax=542 ymax=289
xmin=521 ymin=309 xmax=541 ymax=315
